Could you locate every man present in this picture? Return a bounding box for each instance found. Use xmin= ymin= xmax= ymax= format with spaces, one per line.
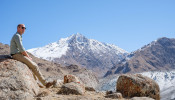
xmin=10 ymin=24 xmax=54 ymax=88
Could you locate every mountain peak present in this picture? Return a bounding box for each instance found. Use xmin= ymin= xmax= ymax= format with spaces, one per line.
xmin=75 ymin=33 xmax=83 ymax=36
xmin=68 ymin=33 xmax=88 ymax=43
xmin=136 ymin=37 xmax=175 ymax=53
xmin=70 ymin=33 xmax=84 ymax=38
xmin=157 ymin=37 xmax=175 ymax=46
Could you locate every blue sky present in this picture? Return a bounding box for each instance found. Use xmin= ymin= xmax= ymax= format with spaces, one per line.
xmin=1 ymin=0 xmax=175 ymax=52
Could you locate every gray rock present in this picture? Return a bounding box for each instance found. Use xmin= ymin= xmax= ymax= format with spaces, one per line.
xmin=85 ymin=86 xmax=96 ymax=91
xmin=130 ymin=97 xmax=155 ymax=100
xmin=105 ymin=92 xmax=123 ymax=99
xmin=0 ymin=59 xmax=39 ymax=100
xmin=58 ymin=82 xmax=85 ymax=95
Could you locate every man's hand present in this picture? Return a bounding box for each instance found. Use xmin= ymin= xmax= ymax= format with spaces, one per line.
xmin=21 ymin=51 xmax=32 ymax=60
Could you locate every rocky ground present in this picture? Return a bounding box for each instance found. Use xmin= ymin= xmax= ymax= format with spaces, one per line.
xmin=34 ymin=87 xmax=154 ymax=100
xmin=35 ymin=87 xmax=112 ymax=100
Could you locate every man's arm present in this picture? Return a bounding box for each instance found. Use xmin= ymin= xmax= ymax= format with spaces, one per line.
xmin=14 ymin=34 xmax=32 ymax=60
xmin=21 ymin=51 xmax=32 ymax=60
xmin=14 ymin=34 xmax=25 ymax=53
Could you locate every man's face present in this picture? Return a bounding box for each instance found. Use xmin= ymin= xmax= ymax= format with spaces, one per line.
xmin=18 ymin=24 xmax=26 ymax=34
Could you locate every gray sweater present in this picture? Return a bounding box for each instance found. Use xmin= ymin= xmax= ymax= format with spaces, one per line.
xmin=10 ymin=32 xmax=25 ymax=55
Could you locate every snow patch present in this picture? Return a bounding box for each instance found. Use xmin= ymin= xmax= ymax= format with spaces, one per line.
xmin=27 ymin=37 xmax=69 ymax=60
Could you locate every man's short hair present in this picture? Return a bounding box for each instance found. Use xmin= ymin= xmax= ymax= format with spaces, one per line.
xmin=17 ymin=24 xmax=24 ymax=28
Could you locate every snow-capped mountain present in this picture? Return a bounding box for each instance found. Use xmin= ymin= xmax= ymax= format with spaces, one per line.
xmin=97 ymin=70 xmax=175 ymax=100
xmin=28 ymin=33 xmax=128 ymax=77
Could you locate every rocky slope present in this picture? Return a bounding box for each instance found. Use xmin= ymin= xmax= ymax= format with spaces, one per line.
xmin=104 ymin=37 xmax=175 ymax=77
xmin=28 ymin=33 xmax=128 ymax=77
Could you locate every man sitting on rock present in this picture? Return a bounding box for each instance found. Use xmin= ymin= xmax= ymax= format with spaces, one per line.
xmin=10 ymin=24 xmax=54 ymax=88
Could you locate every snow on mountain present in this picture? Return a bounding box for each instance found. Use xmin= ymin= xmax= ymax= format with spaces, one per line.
xmin=27 ymin=37 xmax=69 ymax=60
xmin=27 ymin=33 xmax=127 ymax=61
xmin=89 ymin=39 xmax=126 ymax=54
xmin=97 ymin=70 xmax=175 ymax=99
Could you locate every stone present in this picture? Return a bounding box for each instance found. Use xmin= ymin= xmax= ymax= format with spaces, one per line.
xmin=0 ymin=59 xmax=39 ymax=100
xmin=37 ymin=90 xmax=50 ymax=97
xmin=130 ymin=97 xmax=155 ymax=100
xmin=105 ymin=92 xmax=123 ymax=99
xmin=116 ymin=74 xmax=160 ymax=100
xmin=64 ymin=74 xmax=81 ymax=84
xmin=106 ymin=91 xmax=113 ymax=95
xmin=85 ymin=86 xmax=96 ymax=91
xmin=58 ymin=82 xmax=85 ymax=95
xmin=52 ymin=79 xmax=63 ymax=88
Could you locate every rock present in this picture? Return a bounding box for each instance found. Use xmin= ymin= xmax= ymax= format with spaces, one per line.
xmin=37 ymin=90 xmax=50 ymax=97
xmin=62 ymin=74 xmax=85 ymax=95
xmin=130 ymin=97 xmax=155 ymax=100
xmin=106 ymin=90 xmax=113 ymax=95
xmin=58 ymin=82 xmax=85 ymax=95
xmin=64 ymin=74 xmax=81 ymax=84
xmin=105 ymin=92 xmax=123 ymax=99
xmin=36 ymin=98 xmax=42 ymax=100
xmin=52 ymin=79 xmax=63 ymax=88
xmin=0 ymin=59 xmax=39 ymax=100
xmin=116 ymin=74 xmax=160 ymax=100
xmin=85 ymin=86 xmax=96 ymax=91
xmin=75 ymin=70 xmax=99 ymax=89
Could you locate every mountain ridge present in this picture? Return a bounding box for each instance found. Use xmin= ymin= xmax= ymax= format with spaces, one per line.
xmin=28 ymin=33 xmax=128 ymax=77
xmin=104 ymin=37 xmax=175 ymax=77
xmin=28 ymin=33 xmax=127 ymax=60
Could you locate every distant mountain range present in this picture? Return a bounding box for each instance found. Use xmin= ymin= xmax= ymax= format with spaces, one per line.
xmin=104 ymin=37 xmax=175 ymax=77
xmin=28 ymin=33 xmax=128 ymax=77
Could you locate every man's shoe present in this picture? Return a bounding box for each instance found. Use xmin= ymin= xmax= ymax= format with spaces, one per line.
xmin=46 ymin=81 xmax=55 ymax=88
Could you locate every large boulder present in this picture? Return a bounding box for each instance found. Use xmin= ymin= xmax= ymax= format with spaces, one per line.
xmin=116 ymin=74 xmax=160 ymax=100
xmin=58 ymin=82 xmax=85 ymax=95
xmin=0 ymin=58 xmax=39 ymax=100
xmin=64 ymin=74 xmax=81 ymax=84
xmin=58 ymin=74 xmax=85 ymax=95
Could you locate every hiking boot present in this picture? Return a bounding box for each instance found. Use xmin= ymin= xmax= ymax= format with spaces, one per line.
xmin=45 ymin=80 xmax=56 ymax=88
